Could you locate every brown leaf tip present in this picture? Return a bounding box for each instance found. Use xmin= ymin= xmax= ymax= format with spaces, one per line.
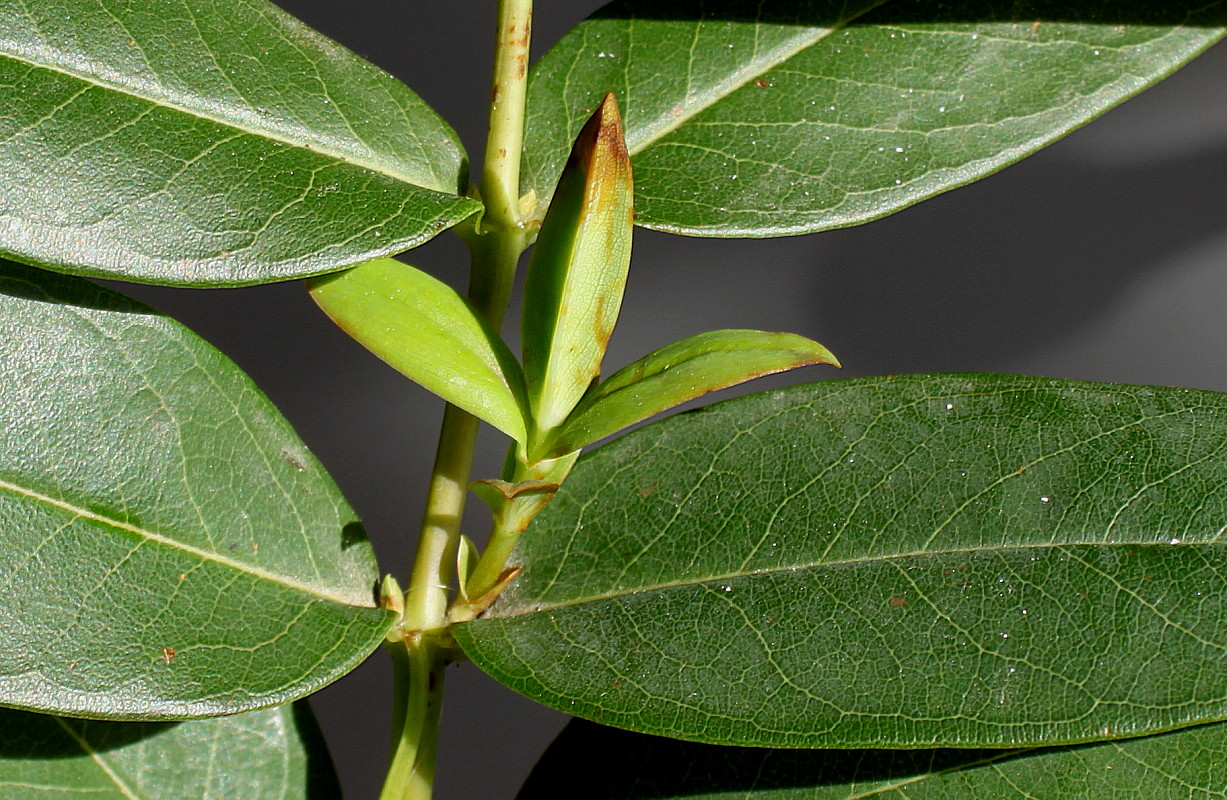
xmin=576 ymin=92 xmax=630 ymax=171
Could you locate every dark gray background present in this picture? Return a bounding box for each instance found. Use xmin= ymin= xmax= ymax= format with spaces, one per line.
xmin=114 ymin=4 xmax=1227 ymax=798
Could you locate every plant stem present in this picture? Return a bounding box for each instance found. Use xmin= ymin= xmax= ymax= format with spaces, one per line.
xmin=403 ymin=405 xmax=479 ymax=633
xmin=402 ymin=0 xmax=533 ymax=633
xmin=379 ymin=636 xmax=447 ymax=800
xmin=459 ymin=452 xmax=576 ymax=615
xmin=482 ymin=0 xmax=533 ymax=232
xmin=387 ymin=1 xmax=534 ymax=798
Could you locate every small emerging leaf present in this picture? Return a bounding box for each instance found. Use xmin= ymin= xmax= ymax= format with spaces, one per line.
xmin=0 ymin=703 xmax=340 ymax=798
xmin=380 ymin=574 xmax=405 ymax=617
xmin=309 ymin=258 xmax=529 ymax=443
xmin=456 ymin=534 xmax=481 ymax=605
xmin=550 ymin=329 xmax=838 ymax=455
xmin=523 ymin=93 xmax=634 ymax=442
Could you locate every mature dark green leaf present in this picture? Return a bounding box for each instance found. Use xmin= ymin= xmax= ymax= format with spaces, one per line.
xmin=457 ymin=374 xmax=1227 ymax=748
xmin=520 ymin=718 xmax=1227 ymax=799
xmin=0 ymin=261 xmax=393 ymax=719
xmin=0 ymin=0 xmax=478 ymax=285
xmin=0 ymin=702 xmax=339 ymax=799
xmin=524 ymin=1 xmax=1226 ymax=236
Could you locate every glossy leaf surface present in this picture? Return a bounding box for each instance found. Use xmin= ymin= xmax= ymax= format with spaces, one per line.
xmin=0 ymin=0 xmax=478 ymax=285
xmin=523 ymin=94 xmax=634 ymax=438
xmin=0 ymin=261 xmax=392 ymax=719
xmin=457 ymin=374 xmax=1227 ymax=748
xmin=0 ymin=702 xmax=339 ymax=798
xmin=524 ymin=1 xmax=1227 ymax=236
xmin=520 ymin=718 xmax=1227 ymax=799
xmin=551 ymin=329 xmax=838 ymax=455
xmin=309 ymin=257 xmax=528 ymax=442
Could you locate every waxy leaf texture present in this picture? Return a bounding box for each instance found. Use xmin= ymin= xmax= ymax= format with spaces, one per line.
xmin=0 ymin=262 xmax=392 ymax=719
xmin=520 ymin=718 xmax=1227 ymax=799
xmin=525 ymin=1 xmax=1226 ymax=236
xmin=0 ymin=703 xmax=338 ymax=798
xmin=0 ymin=0 xmax=478 ymax=285
xmin=457 ymin=374 xmax=1227 ymax=748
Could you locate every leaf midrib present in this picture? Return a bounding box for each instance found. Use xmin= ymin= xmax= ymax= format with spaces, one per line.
xmin=0 ymin=39 xmax=454 ymax=195
xmin=844 ymin=747 xmax=1032 ymax=799
xmin=0 ymin=476 xmax=372 ymax=608
xmin=623 ymin=0 xmax=894 ymax=157
xmin=487 ymin=538 xmax=1225 ymax=619
xmin=53 ymin=718 xmax=143 ymax=800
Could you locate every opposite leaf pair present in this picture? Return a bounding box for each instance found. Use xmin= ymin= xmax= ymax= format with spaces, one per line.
xmin=309 ymin=94 xmax=838 ymax=478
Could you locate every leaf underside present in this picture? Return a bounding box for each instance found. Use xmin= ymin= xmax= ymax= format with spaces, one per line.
xmin=0 ymin=0 xmax=478 ymax=285
xmin=308 ymin=257 xmax=529 ymax=442
xmin=519 ymin=718 xmax=1227 ymax=799
xmin=457 ymin=374 xmax=1227 ymax=749
xmin=0 ymin=703 xmax=339 ymax=799
xmin=525 ymin=0 xmax=1227 ymax=236
xmin=0 ymin=261 xmax=392 ymax=719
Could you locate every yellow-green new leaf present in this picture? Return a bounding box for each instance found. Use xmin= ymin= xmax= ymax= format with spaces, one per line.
xmin=309 ymin=258 xmax=528 ymax=443
xmin=522 ymin=93 xmax=634 ymax=443
xmin=550 ymin=329 xmax=838 ymax=455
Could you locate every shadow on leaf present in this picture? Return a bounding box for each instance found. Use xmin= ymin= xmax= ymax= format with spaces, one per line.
xmin=518 ymin=718 xmax=1227 ymax=799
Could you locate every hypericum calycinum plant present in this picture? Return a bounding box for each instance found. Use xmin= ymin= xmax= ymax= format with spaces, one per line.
xmin=0 ymin=1 xmax=1224 ymax=798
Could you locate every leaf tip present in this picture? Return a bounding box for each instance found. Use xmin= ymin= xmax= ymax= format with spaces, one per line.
xmin=576 ymin=93 xmax=631 ymax=178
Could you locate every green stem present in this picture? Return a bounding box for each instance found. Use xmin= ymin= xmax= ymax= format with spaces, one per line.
xmin=402 ymin=405 xmax=478 ymax=632
xmin=388 ymin=1 xmax=534 ymax=798
xmin=481 ymin=0 xmax=534 ymax=232
xmin=379 ymin=637 xmax=447 ymax=800
xmin=458 ymin=450 xmax=577 ymax=620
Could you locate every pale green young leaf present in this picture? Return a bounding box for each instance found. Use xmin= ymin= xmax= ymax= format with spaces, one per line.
xmin=308 ymin=257 xmax=529 ymax=443
xmin=524 ymin=1 xmax=1226 ymax=236
xmin=0 ymin=261 xmax=393 ymax=719
xmin=0 ymin=703 xmax=339 ymax=798
xmin=523 ymin=94 xmax=634 ymax=441
xmin=0 ymin=0 xmax=479 ymax=285
xmin=550 ymin=329 xmax=838 ymax=455
xmin=520 ymin=719 xmax=1227 ymax=799
xmin=456 ymin=374 xmax=1227 ymax=748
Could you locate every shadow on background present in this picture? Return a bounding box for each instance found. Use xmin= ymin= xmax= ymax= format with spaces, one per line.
xmin=813 ymin=137 xmax=1227 ymax=375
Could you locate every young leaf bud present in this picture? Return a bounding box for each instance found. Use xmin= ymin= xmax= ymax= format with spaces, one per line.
xmin=522 ymin=93 xmax=634 ymax=456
